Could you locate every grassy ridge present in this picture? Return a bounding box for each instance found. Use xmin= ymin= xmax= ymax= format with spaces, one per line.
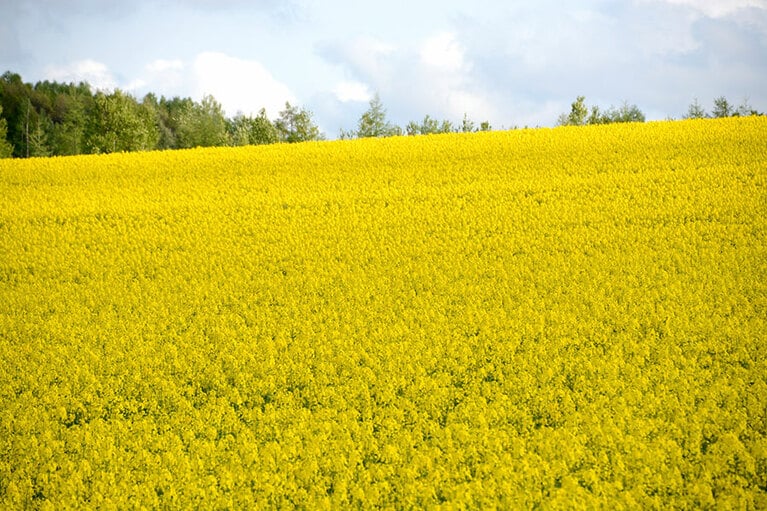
xmin=1 ymin=118 xmax=766 ymax=509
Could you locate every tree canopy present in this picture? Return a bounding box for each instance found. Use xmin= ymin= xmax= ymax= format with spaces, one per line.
xmin=274 ymin=102 xmax=323 ymax=143
xmin=0 ymin=72 xmax=325 ymax=157
xmin=345 ymin=94 xmax=402 ymax=139
xmin=557 ymin=96 xmax=645 ymax=126
xmin=0 ymin=104 xmax=13 ymax=158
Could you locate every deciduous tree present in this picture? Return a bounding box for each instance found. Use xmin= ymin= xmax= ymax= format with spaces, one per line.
xmin=0 ymin=104 xmax=12 ymax=158
xmin=274 ymin=102 xmax=323 ymax=143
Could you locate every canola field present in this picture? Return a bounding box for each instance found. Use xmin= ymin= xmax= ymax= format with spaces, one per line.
xmin=1 ymin=117 xmax=766 ymax=509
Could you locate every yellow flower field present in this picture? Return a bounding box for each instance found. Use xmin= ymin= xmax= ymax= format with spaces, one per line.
xmin=1 ymin=117 xmax=766 ymax=509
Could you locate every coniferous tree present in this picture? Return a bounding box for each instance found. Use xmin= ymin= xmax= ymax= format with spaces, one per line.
xmin=354 ymin=93 xmax=401 ymax=138
xmin=685 ymin=98 xmax=707 ymax=119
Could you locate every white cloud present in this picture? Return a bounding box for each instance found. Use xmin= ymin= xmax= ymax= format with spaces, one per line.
xmin=43 ymin=59 xmax=117 ymax=91
xmin=325 ymin=37 xmax=398 ymax=89
xmin=192 ymin=51 xmax=296 ymax=117
xmin=146 ymin=59 xmax=184 ymax=73
xmin=144 ymin=58 xmax=185 ymax=92
xmin=415 ymin=33 xmax=493 ymax=122
xmin=644 ymin=0 xmax=767 ymax=17
xmin=420 ymin=32 xmax=466 ymax=73
xmin=319 ymin=32 xmax=495 ymax=128
xmin=333 ymin=81 xmax=372 ymax=102
xmin=124 ymin=78 xmax=147 ymax=92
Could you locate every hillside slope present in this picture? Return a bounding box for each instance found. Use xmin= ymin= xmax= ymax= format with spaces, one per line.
xmin=1 ymin=118 xmax=766 ymax=508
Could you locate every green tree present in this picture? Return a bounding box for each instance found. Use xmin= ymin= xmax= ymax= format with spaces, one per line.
xmin=49 ymin=85 xmax=91 ymax=155
xmin=274 ymin=102 xmax=323 ymax=143
xmin=561 ymin=97 xmax=644 ymax=126
xmin=462 ymin=116 xmax=492 ymax=132
xmin=0 ymin=73 xmax=32 ymax=156
xmin=735 ymin=98 xmax=760 ymax=117
xmin=558 ymin=95 xmax=589 ymax=126
xmin=605 ymin=102 xmax=646 ymax=123
xmin=418 ymin=115 xmax=440 ymax=134
xmin=0 ymin=80 xmax=27 ymax=157
xmin=587 ymin=105 xmax=605 ymax=125
xmin=228 ymin=108 xmax=279 ymax=146
xmin=250 ymin=109 xmax=280 ymax=145
xmin=87 ymin=90 xmax=158 ymax=153
xmin=685 ymin=98 xmax=707 ymax=119
xmin=712 ymin=96 xmax=733 ymax=118
xmin=0 ymin=104 xmax=13 ymax=157
xmin=27 ymin=110 xmax=52 ymax=157
xmin=353 ymin=93 xmax=401 ymax=138
xmin=228 ymin=114 xmax=252 ymax=146
xmin=158 ymin=96 xmax=195 ymax=149
xmin=406 ymin=115 xmax=454 ymax=135
xmin=177 ymin=94 xmax=229 ymax=148
xmin=460 ymin=113 xmax=475 ymax=133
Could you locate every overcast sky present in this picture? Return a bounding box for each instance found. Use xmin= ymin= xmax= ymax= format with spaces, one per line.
xmin=2 ymin=0 xmax=766 ymax=135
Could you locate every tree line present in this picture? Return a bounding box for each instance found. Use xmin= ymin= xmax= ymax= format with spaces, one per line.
xmin=0 ymin=70 xmax=763 ymax=159
xmin=557 ymin=95 xmax=763 ymax=127
xmin=0 ymin=71 xmax=322 ymax=159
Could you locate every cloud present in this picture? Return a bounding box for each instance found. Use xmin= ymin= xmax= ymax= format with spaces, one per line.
xmin=318 ymin=33 xmax=494 ymax=128
xmin=415 ymin=32 xmax=494 ymax=121
xmin=124 ymin=78 xmax=148 ymax=92
xmin=43 ymin=59 xmax=117 ymax=91
xmin=170 ymin=0 xmax=305 ymax=22
xmin=143 ymin=59 xmax=186 ymax=92
xmin=333 ymin=81 xmax=372 ymax=103
xmin=191 ymin=52 xmax=296 ymax=117
xmin=319 ymin=37 xmax=398 ymax=90
xmin=453 ymin=1 xmax=767 ymax=124
xmin=420 ymin=32 xmax=466 ymax=73
xmin=645 ymin=0 xmax=767 ymax=18
xmin=147 ymin=59 xmax=184 ymax=73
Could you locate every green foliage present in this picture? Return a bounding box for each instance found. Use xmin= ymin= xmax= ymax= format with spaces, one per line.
xmin=0 ymin=105 xmax=13 ymax=158
xmin=2 ymin=70 xmax=766 ymax=158
xmin=711 ymin=96 xmax=762 ymax=118
xmin=156 ymin=96 xmax=194 ymax=149
xmin=587 ymin=102 xmax=646 ymax=124
xmin=404 ymin=113 xmax=489 ymax=135
xmin=565 ymin=95 xmax=589 ymax=126
xmin=228 ymin=108 xmax=279 ymax=146
xmin=686 ymin=98 xmax=707 ymax=119
xmin=560 ymin=97 xmax=645 ymax=126
xmin=0 ymin=72 xmax=313 ymax=156
xmin=50 ymin=90 xmax=89 ymax=155
xmin=177 ymin=94 xmax=229 ymax=148
xmin=406 ymin=115 xmax=455 ymax=135
xmin=612 ymin=102 xmax=646 ymax=123
xmin=0 ymin=72 xmax=31 ymax=157
xmin=458 ymin=114 xmax=491 ymax=133
xmin=274 ymin=102 xmax=323 ymax=143
xmin=86 ymin=90 xmax=158 ymax=153
xmin=353 ymin=93 xmax=401 ymax=138
xmin=713 ymin=96 xmax=733 ymax=118
xmin=27 ymin=110 xmax=51 ymax=157
xmin=460 ymin=113 xmax=475 ymax=133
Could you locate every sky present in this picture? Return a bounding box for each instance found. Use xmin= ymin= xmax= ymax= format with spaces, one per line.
xmin=1 ymin=0 xmax=766 ymax=136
